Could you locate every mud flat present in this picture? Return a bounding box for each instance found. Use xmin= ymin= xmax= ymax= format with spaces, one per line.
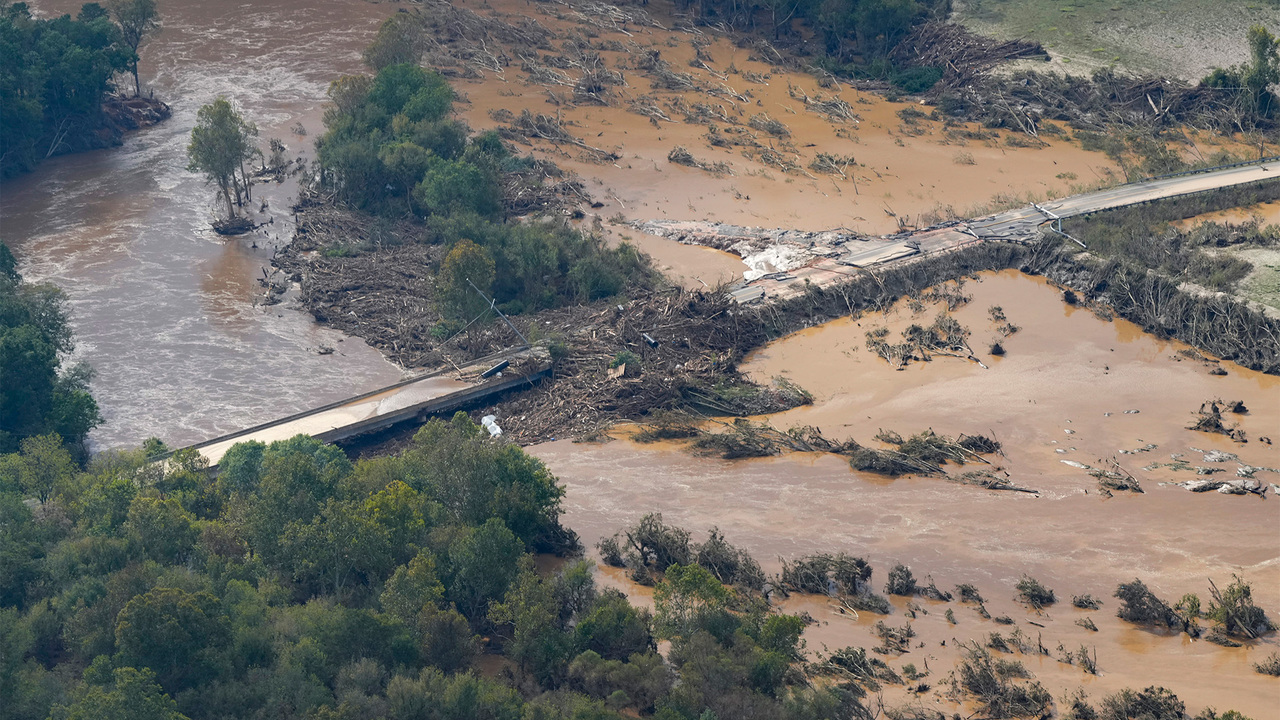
xmin=532 ymin=270 xmax=1279 ymax=718
xmin=439 ymin=0 xmax=1115 ymax=239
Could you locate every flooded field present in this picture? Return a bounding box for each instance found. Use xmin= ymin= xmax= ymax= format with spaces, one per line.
xmin=532 ymin=270 xmax=1280 ymax=717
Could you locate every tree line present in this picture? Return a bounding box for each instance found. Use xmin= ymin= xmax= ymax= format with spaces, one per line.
xmin=0 ymin=242 xmax=101 ymax=457
xmin=0 ymin=1 xmax=159 ymax=179
xmin=0 ymin=413 xmax=856 ymax=720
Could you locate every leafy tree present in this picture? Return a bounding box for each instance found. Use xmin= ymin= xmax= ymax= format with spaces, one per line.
xmin=416 ymin=605 xmax=478 ymax=673
xmin=14 ymin=433 xmax=76 ymax=503
xmin=124 ymin=496 xmax=198 ymax=565
xmin=0 ymin=249 xmax=101 ymax=452
xmin=381 ymin=550 xmax=445 ymax=622
xmin=114 ymin=587 xmax=230 ymax=692
xmin=106 ymin=0 xmax=159 ymax=97
xmin=363 ymin=14 xmax=426 ymax=71
xmin=405 ymin=413 xmax=570 ymax=552
xmin=653 ymin=564 xmax=730 ymax=639
xmin=187 ymin=98 xmax=258 ymax=219
xmin=444 ymin=518 xmax=524 ymax=620
xmin=280 ymin=497 xmax=393 ymax=600
xmin=241 ymin=434 xmax=351 ymax=566
xmin=437 ymin=239 xmax=496 ymax=323
xmin=0 ymin=492 xmax=44 ymax=607
xmin=490 ymin=558 xmax=576 ymax=685
xmin=215 ymin=440 xmax=264 ymax=496
xmin=1203 ymin=26 xmax=1280 ymax=122
xmin=51 ymin=666 xmax=188 ymax=720
xmin=574 ymin=590 xmax=654 ymax=662
xmin=0 ymin=5 xmax=132 ymax=177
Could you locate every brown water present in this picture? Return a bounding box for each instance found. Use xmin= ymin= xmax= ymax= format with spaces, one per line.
xmin=532 ymin=271 xmax=1280 ymax=717
xmin=1 ymin=0 xmax=404 ymax=449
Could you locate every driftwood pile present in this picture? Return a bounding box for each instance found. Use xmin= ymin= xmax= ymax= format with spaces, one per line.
xmin=889 ymin=21 xmax=1047 ymax=87
xmin=932 ymin=67 xmax=1261 ymax=135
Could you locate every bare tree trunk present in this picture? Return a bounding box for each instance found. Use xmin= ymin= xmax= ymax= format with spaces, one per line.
xmin=220 ymin=177 xmax=235 ymax=218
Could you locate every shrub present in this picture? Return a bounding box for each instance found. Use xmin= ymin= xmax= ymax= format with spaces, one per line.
xmin=1015 ymin=575 xmax=1056 ymax=608
xmin=885 ymin=564 xmax=917 ymax=596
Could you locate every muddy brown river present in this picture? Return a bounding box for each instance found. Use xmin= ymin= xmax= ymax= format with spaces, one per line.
xmin=1 ymin=0 xmax=403 ymax=449
xmin=3 ymin=1 xmax=1278 ymax=712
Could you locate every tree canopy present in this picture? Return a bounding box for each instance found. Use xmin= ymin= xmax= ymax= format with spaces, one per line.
xmin=106 ymin=0 xmax=159 ymax=97
xmin=186 ymin=97 xmax=259 ymax=220
xmin=0 ymin=242 xmax=102 ymax=454
xmin=0 ymin=2 xmax=137 ymax=178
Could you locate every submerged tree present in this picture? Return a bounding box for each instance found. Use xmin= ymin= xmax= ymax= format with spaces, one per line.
xmin=187 ymin=98 xmax=258 ymax=222
xmin=107 ymin=0 xmax=160 ymax=97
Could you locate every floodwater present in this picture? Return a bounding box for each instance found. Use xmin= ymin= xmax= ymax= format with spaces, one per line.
xmin=532 ymin=271 xmax=1280 ymax=717
xmin=1 ymin=0 xmax=404 ymax=449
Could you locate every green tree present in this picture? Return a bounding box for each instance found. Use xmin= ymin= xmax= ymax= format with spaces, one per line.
xmin=187 ymin=97 xmax=258 ymax=219
xmin=0 ymin=5 xmax=132 ymax=177
xmin=445 ymin=518 xmax=524 ymax=620
xmin=14 ymin=433 xmax=76 ymax=503
xmin=436 ymin=239 xmax=496 ymax=324
xmin=124 ymin=496 xmax=198 ymax=564
xmin=363 ymin=14 xmax=426 ymax=71
xmin=51 ymin=666 xmax=188 ymax=720
xmin=281 ymin=497 xmax=393 ymax=600
xmin=0 ymin=492 xmax=43 ymax=607
xmin=0 ymin=249 xmax=101 ymax=452
xmin=490 ymin=558 xmax=576 ymax=685
xmin=114 ymin=587 xmax=230 ymax=692
xmin=653 ymin=564 xmax=730 ymax=639
xmin=106 ymin=0 xmax=159 ymax=97
xmin=382 ymin=550 xmax=446 ymax=622
xmin=416 ymin=605 xmax=478 ymax=673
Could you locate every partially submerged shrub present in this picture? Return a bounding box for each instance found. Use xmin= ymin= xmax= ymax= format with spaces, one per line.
xmin=1207 ymin=575 xmax=1274 ymax=638
xmin=1016 ymin=575 xmax=1056 ymax=608
xmin=1072 ymin=594 xmax=1102 ymax=610
xmin=693 ymin=527 xmax=764 ymax=590
xmin=1098 ymin=686 xmax=1185 ymax=720
xmin=1114 ymin=579 xmax=1180 ymax=629
xmin=781 ymin=553 xmax=872 ymax=596
xmin=955 ymin=583 xmax=985 ymax=604
xmin=1254 ymin=651 xmax=1280 ymax=676
xmin=885 ymin=564 xmax=917 ymax=596
xmin=952 ymin=642 xmax=1052 ymax=718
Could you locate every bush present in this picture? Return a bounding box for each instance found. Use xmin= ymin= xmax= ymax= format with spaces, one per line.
xmin=884 ymin=564 xmax=917 ymax=596
xmin=1113 ymin=580 xmax=1181 ymax=630
xmin=1015 ymin=575 xmax=1056 ymax=608
xmin=1098 ymin=686 xmax=1185 ymax=720
xmin=1207 ymin=575 xmax=1274 ymax=638
xmin=952 ymin=643 xmax=1052 ymax=718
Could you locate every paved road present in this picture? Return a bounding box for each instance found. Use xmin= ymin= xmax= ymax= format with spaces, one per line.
xmin=186 ymin=347 xmax=549 ymax=467
xmin=734 ymin=160 xmax=1280 ymax=302
xmin=970 ymin=160 xmax=1280 ymax=238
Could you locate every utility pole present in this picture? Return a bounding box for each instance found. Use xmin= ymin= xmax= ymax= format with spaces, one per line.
xmin=467 ymin=278 xmax=529 ymax=348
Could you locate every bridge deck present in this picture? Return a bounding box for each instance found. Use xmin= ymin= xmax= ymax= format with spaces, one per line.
xmin=187 ymin=347 xmax=550 ymax=468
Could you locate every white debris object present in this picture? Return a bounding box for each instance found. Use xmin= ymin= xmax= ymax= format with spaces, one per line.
xmin=481 ymin=414 xmax=503 ymax=438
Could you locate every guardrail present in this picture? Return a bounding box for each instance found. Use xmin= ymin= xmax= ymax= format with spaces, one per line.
xmin=166 ymin=344 xmax=533 ymax=461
